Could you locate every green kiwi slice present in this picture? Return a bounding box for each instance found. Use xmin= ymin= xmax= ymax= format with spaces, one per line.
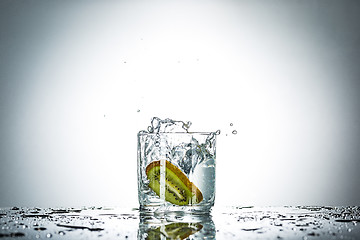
xmin=146 ymin=160 xmax=203 ymax=206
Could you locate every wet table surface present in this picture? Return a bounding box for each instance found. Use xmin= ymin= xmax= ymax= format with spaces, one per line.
xmin=1 ymin=206 xmax=360 ymax=239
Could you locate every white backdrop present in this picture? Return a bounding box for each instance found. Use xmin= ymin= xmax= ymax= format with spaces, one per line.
xmin=0 ymin=0 xmax=359 ymax=207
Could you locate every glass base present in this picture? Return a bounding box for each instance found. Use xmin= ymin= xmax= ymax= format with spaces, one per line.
xmin=139 ymin=203 xmax=213 ymax=216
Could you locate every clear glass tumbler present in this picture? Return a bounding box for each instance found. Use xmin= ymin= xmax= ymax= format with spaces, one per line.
xmin=137 ymin=132 xmax=216 ymax=213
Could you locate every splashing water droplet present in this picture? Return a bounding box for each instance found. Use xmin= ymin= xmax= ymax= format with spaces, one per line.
xmin=232 ymin=130 xmax=237 ymax=135
xmin=147 ymin=126 xmax=154 ymax=133
xmin=137 ymin=109 xmax=140 ymax=112
xmin=46 ymin=233 xmax=53 ymax=238
xmin=184 ymin=121 xmax=192 ymax=130
xmin=215 ymin=130 xmax=221 ymax=135
xmin=230 ymin=123 xmax=233 ymax=126
xmin=144 ymin=117 xmax=193 ymax=133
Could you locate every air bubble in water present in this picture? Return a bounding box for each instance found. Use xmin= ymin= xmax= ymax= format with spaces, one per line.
xmin=46 ymin=233 xmax=53 ymax=238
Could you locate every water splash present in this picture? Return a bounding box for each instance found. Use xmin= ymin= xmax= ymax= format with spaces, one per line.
xmin=144 ymin=117 xmax=192 ymax=133
xmin=138 ymin=117 xmax=217 ymax=206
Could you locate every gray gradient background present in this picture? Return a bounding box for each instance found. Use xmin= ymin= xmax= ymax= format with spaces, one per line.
xmin=0 ymin=0 xmax=359 ymax=207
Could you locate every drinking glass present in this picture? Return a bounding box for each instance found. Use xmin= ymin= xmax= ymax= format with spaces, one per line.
xmin=137 ymin=132 xmax=216 ymax=213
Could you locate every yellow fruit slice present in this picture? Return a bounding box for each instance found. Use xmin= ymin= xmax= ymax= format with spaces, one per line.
xmin=146 ymin=160 xmax=203 ymax=205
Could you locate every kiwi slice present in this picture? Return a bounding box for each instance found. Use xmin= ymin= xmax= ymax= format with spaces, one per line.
xmin=146 ymin=160 xmax=203 ymax=205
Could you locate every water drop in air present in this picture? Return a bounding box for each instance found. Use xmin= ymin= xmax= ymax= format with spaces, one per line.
xmin=230 ymin=123 xmax=233 ymax=126
xmin=147 ymin=126 xmax=153 ymax=133
xmin=232 ymin=130 xmax=237 ymax=135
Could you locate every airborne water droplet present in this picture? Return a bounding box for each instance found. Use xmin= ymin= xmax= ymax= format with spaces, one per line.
xmin=147 ymin=126 xmax=153 ymax=133
xmin=232 ymin=130 xmax=237 ymax=134
xmin=215 ymin=130 xmax=221 ymax=135
xmin=230 ymin=123 xmax=233 ymax=126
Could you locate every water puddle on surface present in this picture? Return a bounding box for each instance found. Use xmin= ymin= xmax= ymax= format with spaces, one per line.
xmin=1 ymin=206 xmax=360 ymax=239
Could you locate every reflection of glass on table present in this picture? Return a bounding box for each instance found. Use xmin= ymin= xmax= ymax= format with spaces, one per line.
xmin=137 ymin=211 xmax=216 ymax=239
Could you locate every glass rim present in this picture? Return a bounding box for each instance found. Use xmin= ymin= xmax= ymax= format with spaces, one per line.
xmin=137 ymin=131 xmax=217 ymax=136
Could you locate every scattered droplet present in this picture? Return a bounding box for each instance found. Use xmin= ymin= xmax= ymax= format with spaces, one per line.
xmin=232 ymin=130 xmax=237 ymax=134
xmin=230 ymin=123 xmax=233 ymax=126
xmin=241 ymin=227 xmax=262 ymax=231
xmin=307 ymin=232 xmax=320 ymax=236
xmin=184 ymin=121 xmax=192 ymax=130
xmin=34 ymin=227 xmax=47 ymax=231
xmin=215 ymin=130 xmax=221 ymax=135
xmin=0 ymin=232 xmax=25 ymax=237
xmin=56 ymin=223 xmax=104 ymax=231
xmin=46 ymin=233 xmax=53 ymax=238
xmin=137 ymin=109 xmax=140 ymax=112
